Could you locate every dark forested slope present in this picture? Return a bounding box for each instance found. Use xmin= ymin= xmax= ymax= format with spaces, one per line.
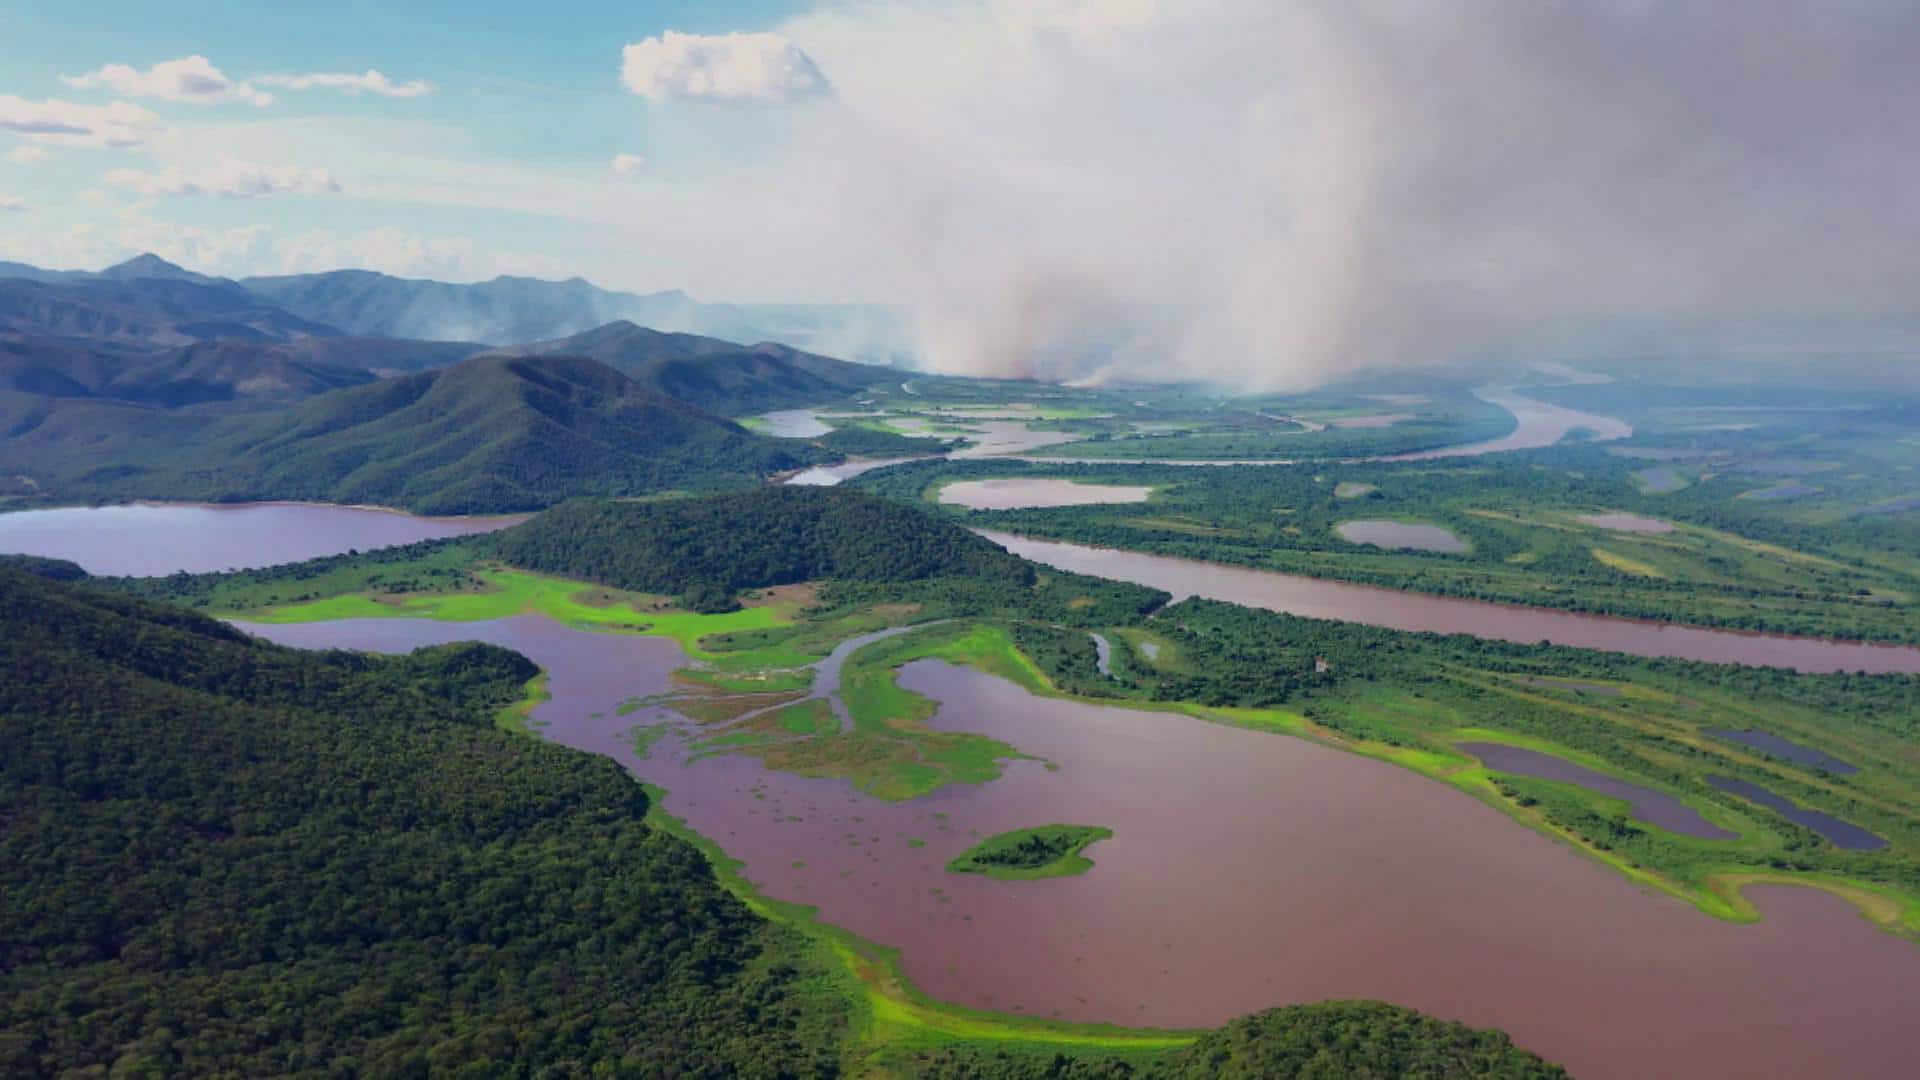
xmin=0 ymin=567 xmax=849 ymax=1076
xmin=2 ymin=354 xmax=831 ymax=513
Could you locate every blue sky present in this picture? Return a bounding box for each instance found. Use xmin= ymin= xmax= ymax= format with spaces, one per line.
xmin=0 ymin=0 xmax=844 ymax=296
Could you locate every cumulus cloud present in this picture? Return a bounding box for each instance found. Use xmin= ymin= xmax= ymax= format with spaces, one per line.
xmin=7 ymin=144 xmax=50 ymax=163
xmin=610 ymin=153 xmax=647 ymax=175
xmin=0 ymin=194 xmax=27 ymax=213
xmin=702 ymin=0 xmax=1920 ymax=387
xmin=62 ymin=56 xmax=272 ymax=107
xmin=257 ymin=70 xmax=434 ymax=98
xmin=103 ymin=159 xmax=341 ymax=198
xmin=621 ymin=31 xmax=830 ymax=104
xmin=0 ymin=95 xmax=160 ymax=149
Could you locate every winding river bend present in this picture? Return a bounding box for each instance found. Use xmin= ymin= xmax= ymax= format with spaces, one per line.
xmin=240 ymin=616 xmax=1920 ymax=1080
xmin=979 ymin=531 xmax=1920 ymax=675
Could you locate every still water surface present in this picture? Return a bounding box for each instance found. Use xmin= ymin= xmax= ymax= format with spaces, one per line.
xmin=939 ymin=477 xmax=1155 ymax=510
xmin=0 ymin=502 xmax=523 ymax=576
xmin=240 ymin=615 xmax=1920 ymax=1080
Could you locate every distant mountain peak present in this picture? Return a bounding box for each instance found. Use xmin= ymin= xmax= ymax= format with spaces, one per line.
xmin=99 ymin=253 xmax=217 ymax=284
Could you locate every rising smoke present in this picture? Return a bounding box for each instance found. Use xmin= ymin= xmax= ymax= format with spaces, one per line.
xmin=768 ymin=1 xmax=1920 ymax=388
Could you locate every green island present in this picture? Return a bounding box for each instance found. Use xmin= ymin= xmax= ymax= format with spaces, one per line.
xmin=947 ymin=825 xmax=1116 ymax=880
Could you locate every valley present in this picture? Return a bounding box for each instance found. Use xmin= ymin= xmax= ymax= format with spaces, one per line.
xmin=6 ymin=259 xmax=1920 ymax=1080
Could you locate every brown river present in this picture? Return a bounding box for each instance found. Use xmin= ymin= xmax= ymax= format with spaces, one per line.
xmin=242 ymin=615 xmax=1920 ymax=1079
xmin=979 ymin=532 xmax=1920 ymax=675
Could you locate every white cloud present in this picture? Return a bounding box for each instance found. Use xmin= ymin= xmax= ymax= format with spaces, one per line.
xmin=257 ymin=70 xmax=433 ymax=98
xmin=62 ymin=56 xmax=272 ymax=107
xmin=621 ymin=31 xmax=830 ymax=104
xmin=0 ymin=95 xmax=160 ymax=149
xmin=103 ymin=158 xmax=341 ymax=198
xmin=610 ymin=153 xmax=647 ymax=175
xmin=0 ymin=194 xmax=27 ymax=213
xmin=7 ymin=144 xmax=50 ymax=163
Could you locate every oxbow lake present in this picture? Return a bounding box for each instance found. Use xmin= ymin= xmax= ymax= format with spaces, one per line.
xmin=239 ymin=614 xmax=1920 ymax=1080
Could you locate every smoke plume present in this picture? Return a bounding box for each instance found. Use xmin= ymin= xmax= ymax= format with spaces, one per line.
xmin=759 ymin=1 xmax=1920 ymax=387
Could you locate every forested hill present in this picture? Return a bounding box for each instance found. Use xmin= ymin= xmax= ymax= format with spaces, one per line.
xmin=0 ymin=567 xmax=850 ymax=1075
xmin=3 ymin=353 xmax=834 ymax=514
xmin=489 ymin=319 xmax=886 ymax=414
xmin=481 ymin=486 xmax=1027 ymax=610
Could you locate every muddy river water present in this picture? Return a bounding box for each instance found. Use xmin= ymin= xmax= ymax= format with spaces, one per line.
xmin=242 ymin=615 xmax=1920 ymax=1079
xmin=980 ymin=532 xmax=1920 ymax=675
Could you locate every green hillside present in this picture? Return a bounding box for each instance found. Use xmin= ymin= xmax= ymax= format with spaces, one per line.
xmin=2 ymin=353 xmax=834 ymax=513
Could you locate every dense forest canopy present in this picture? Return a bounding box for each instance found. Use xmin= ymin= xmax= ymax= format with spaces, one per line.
xmin=480 ymin=487 xmax=1034 ymax=610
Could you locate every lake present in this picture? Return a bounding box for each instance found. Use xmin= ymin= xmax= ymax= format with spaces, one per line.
xmin=1335 ymin=519 xmax=1471 ymax=553
xmin=979 ymin=531 xmax=1920 ymax=674
xmin=239 ymin=615 xmax=1920 ymax=1080
xmin=939 ymin=478 xmax=1155 ymax=510
xmin=0 ymin=502 xmax=524 ymax=576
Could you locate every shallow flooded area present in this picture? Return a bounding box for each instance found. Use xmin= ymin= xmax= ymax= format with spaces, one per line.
xmin=1335 ymin=519 xmax=1470 ymax=553
xmin=757 ymin=408 xmax=836 ymax=438
xmin=981 ymin=531 xmax=1920 ymax=675
xmin=0 ymin=502 xmax=523 ymax=576
xmin=1706 ymin=776 xmax=1887 ymax=851
xmin=1708 ymin=729 xmax=1858 ymax=775
xmin=1461 ymin=742 xmax=1735 ymax=839
xmin=239 ymin=615 xmax=1920 ymax=1079
xmin=939 ymin=478 xmax=1155 ymax=510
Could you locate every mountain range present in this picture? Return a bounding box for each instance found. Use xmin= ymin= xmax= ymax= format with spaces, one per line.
xmin=0 ymin=252 xmax=934 ymax=512
xmin=3 ymin=254 xmax=912 ymax=360
xmin=2 ymin=253 xmax=898 ymax=409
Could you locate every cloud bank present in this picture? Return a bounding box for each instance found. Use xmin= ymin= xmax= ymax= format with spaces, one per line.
xmin=105 ymin=159 xmax=341 ymax=199
xmin=0 ymin=95 xmax=159 ymax=148
xmin=668 ymin=0 xmax=1920 ymax=387
xmin=63 ymin=56 xmax=271 ymax=107
xmin=257 ymin=70 xmax=433 ymax=98
xmin=621 ymin=31 xmax=830 ymax=104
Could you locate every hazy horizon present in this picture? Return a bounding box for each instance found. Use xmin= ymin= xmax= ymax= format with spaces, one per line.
xmin=5 ymin=1 xmax=1918 ymax=388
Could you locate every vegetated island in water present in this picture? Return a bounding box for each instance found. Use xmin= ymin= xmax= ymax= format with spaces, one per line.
xmin=947 ymin=824 xmax=1115 ymax=880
